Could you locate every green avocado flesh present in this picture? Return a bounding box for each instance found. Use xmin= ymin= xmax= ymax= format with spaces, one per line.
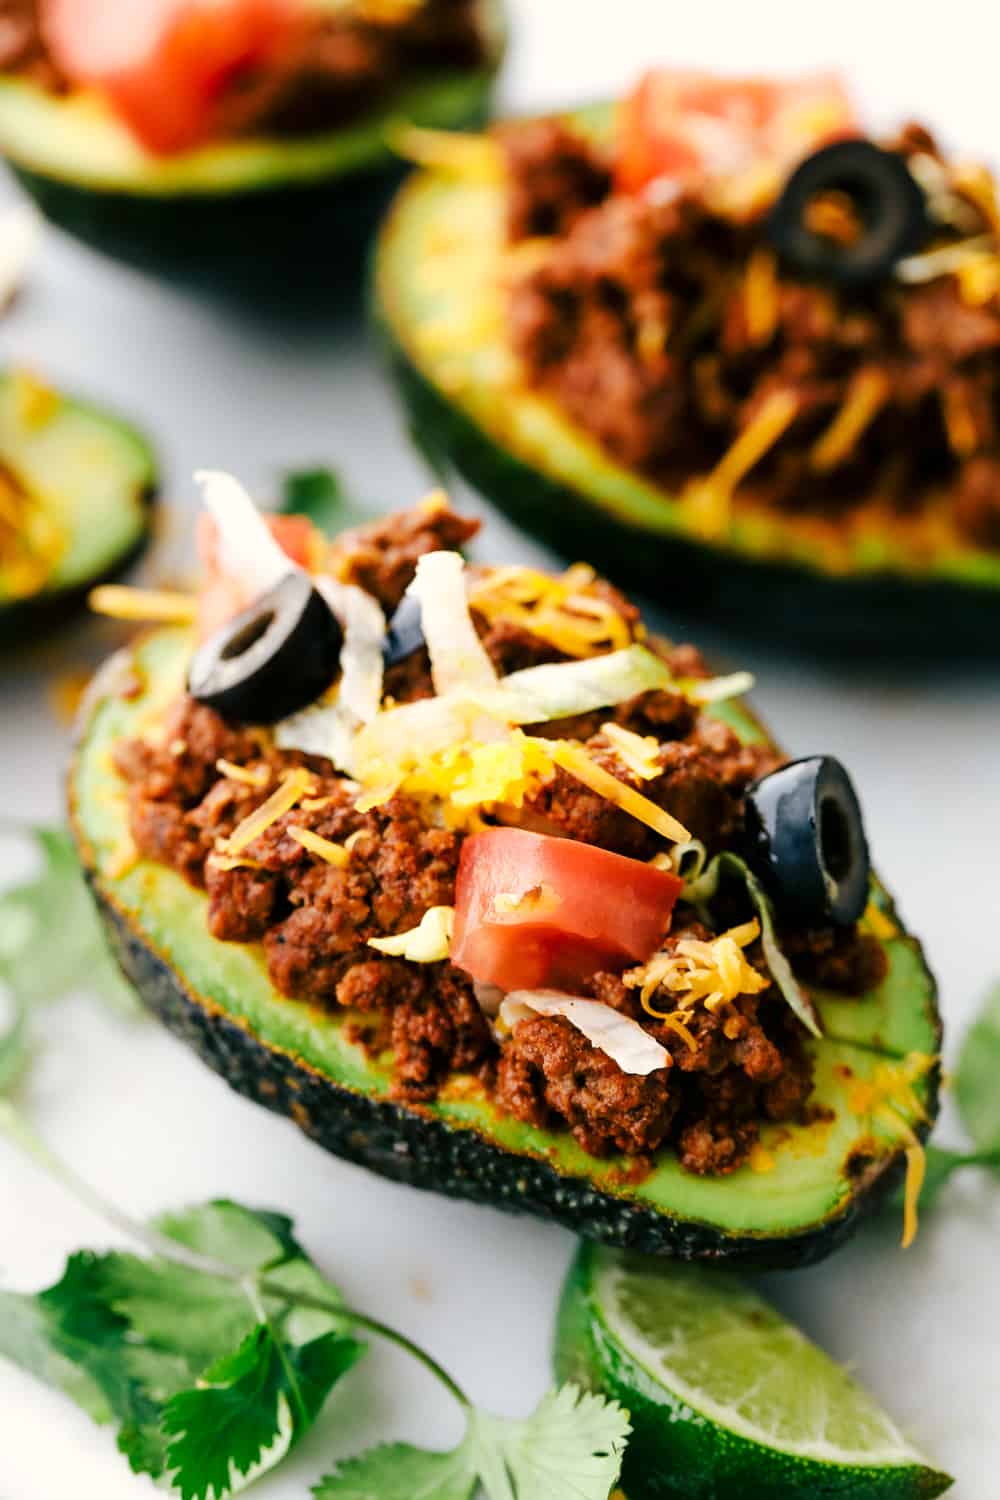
xmin=0 ymin=68 xmax=497 ymax=198
xmin=372 ymin=105 xmax=1000 ymax=653
xmin=71 ymin=626 xmax=940 ymax=1263
xmin=0 ymin=372 xmax=155 ymax=625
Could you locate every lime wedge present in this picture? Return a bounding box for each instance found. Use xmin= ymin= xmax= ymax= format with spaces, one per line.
xmin=555 ymin=1243 xmax=951 ymax=1499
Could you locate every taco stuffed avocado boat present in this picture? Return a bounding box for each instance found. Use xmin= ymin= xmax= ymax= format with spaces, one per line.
xmin=71 ymin=476 xmax=940 ymax=1263
xmin=373 ymin=71 xmax=1000 ymax=654
xmin=0 ymin=368 xmax=157 ymax=641
xmin=0 ymin=0 xmax=505 ymax=275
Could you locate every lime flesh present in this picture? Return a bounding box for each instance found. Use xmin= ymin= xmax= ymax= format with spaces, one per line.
xmin=555 ymin=1243 xmax=952 ymax=1499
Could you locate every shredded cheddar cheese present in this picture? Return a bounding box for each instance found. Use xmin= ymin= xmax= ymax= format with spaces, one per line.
xmin=547 ymin=740 xmax=690 ymax=843
xmin=89 ymin=585 xmax=198 ymax=623
xmin=215 ymin=759 xmax=270 ymax=789
xmin=848 ymin=1052 xmax=936 ymax=1249
xmin=468 ymin=564 xmax=632 ymax=658
xmin=862 ymin=898 xmax=898 ymax=942
xmin=743 ymin=248 xmax=779 ymax=345
xmin=626 ymin=920 xmax=768 ymax=1012
xmin=600 ymin=723 xmax=662 ymax=781
xmin=681 ymin=389 xmax=800 ymax=538
xmin=218 ymin=768 xmax=314 ymax=857
xmin=11 ymin=369 xmax=58 ymax=429
xmin=207 ymin=852 xmax=265 ymax=873
xmin=811 ymin=369 xmax=890 ymax=472
xmin=286 ymin=826 xmax=350 ymax=867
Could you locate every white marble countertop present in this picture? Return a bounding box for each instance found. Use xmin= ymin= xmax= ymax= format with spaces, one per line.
xmin=2 ymin=3 xmax=999 ymax=1496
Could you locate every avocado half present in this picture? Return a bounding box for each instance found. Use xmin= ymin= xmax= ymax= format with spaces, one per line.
xmin=0 ymin=2 xmax=506 ymax=282
xmin=0 ymin=372 xmax=156 ymax=643
xmin=70 ymin=624 xmax=941 ymax=1265
xmin=372 ymin=103 xmax=1000 ymax=656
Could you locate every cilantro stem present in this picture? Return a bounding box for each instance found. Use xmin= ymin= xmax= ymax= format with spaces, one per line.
xmin=256 ymin=1281 xmax=471 ymax=1409
xmin=1 ymin=1100 xmax=471 ymax=1410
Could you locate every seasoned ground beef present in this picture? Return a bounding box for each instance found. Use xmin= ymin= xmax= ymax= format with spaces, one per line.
xmin=112 ymin=505 xmax=874 ymax=1178
xmin=502 ymin=116 xmax=1000 ymax=550
xmin=4 ymin=0 xmax=488 ymax=138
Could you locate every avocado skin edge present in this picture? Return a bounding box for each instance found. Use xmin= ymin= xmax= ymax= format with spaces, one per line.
xmin=372 ymin=295 xmax=1000 ymax=662
xmin=75 ymin=825 xmax=935 ymax=1269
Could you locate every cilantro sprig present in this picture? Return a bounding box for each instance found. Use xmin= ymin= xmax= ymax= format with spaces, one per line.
xmin=0 ymin=825 xmax=138 ymax=1093
xmin=0 ymin=1103 xmax=629 ymax=1500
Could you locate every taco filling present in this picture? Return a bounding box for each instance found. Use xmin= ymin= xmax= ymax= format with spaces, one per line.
xmin=94 ymin=478 xmax=906 ymax=1184
xmin=1 ymin=0 xmax=490 ymax=155
xmin=488 ymin=70 xmax=1000 ymax=552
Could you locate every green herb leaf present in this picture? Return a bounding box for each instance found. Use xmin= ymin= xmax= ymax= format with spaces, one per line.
xmin=0 ymin=1200 xmax=364 ymax=1497
xmin=280 ymin=467 xmax=372 ymax=537
xmin=316 ymin=1385 xmax=630 ymax=1500
xmin=0 ymin=825 xmax=138 ymax=1095
xmin=956 ymin=981 xmax=1000 ymax=1152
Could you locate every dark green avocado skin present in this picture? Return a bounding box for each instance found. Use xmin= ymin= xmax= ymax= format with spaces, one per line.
xmin=376 ymin=310 xmax=1000 ymax=662
xmin=83 ymin=859 xmax=920 ymax=1269
xmin=16 ymin=161 xmax=412 ymax=294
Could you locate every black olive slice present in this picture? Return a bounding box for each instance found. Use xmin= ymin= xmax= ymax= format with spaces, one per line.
xmin=188 ymin=571 xmax=343 ymax=723
xmin=744 ymin=756 xmax=870 ymax=927
xmin=382 ymin=591 xmax=426 ymax=668
xmin=767 ymin=140 xmax=929 ymax=286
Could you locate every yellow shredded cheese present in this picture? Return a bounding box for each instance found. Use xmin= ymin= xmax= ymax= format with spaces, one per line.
xmin=286 ymin=826 xmax=350 ymax=867
xmin=600 ymin=722 xmax=663 ymax=781
xmin=743 ymin=248 xmax=779 ymax=345
xmin=682 ymin=389 xmax=800 ymax=538
xmin=547 ymin=740 xmax=690 ymax=843
xmin=626 ymin=920 xmax=768 ymax=1012
xmin=862 ymin=899 xmax=898 ymax=942
xmin=368 ymin=906 xmax=455 ymax=962
xmin=847 ymin=1052 xmax=936 ymax=1250
xmin=418 ymin=487 xmax=450 ymax=517
xmin=215 ymin=759 xmax=272 ymax=788
xmin=207 ymin=852 xmax=265 ymax=873
xmin=941 ymin=382 xmax=981 ymax=457
xmin=89 ymin=585 xmax=198 ymax=623
xmin=388 ymin=125 xmax=503 ymax=177
xmin=468 ymin=564 xmax=632 ymax=658
xmin=11 ymin=369 xmax=58 ymax=429
xmin=218 ymin=768 xmax=314 ymax=857
xmin=811 ymin=369 xmax=890 ymax=472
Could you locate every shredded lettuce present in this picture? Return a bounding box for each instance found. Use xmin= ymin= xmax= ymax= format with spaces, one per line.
xmin=499 ymin=991 xmax=670 ymax=1075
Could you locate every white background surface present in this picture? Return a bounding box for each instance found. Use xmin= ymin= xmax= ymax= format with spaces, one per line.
xmin=2 ymin=3 xmax=1000 ymax=1495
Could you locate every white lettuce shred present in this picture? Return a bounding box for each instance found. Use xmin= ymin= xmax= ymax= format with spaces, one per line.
xmin=405 ymin=550 xmax=498 ymax=695
xmin=369 ymin=906 xmax=455 ymax=962
xmin=194 ymin=469 xmax=296 ymax=597
xmin=275 ymin=578 xmax=386 ymax=772
xmin=499 ymin=991 xmax=670 ymax=1076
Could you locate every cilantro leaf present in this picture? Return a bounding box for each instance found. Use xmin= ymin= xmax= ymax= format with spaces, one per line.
xmin=280 ymin=468 xmax=369 ymax=536
xmin=956 ymin=981 xmax=1000 ymax=1153
xmin=315 ymin=1384 xmax=630 ymax=1500
xmin=314 ymin=1442 xmax=477 ymax=1500
xmin=0 ymin=1200 xmax=364 ymax=1497
xmin=0 ymin=825 xmax=138 ymax=1095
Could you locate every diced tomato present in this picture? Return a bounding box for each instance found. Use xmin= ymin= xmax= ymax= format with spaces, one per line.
xmin=195 ymin=510 xmax=321 ymax=639
xmin=616 ymin=68 xmax=857 ymax=197
xmin=41 ymin=0 xmax=305 ymax=154
xmin=451 ymin=827 xmax=682 ymax=994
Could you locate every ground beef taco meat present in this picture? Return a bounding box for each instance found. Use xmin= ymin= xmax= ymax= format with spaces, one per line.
xmin=499 ymin=72 xmax=1000 ymax=553
xmin=110 ymin=496 xmax=880 ymax=1177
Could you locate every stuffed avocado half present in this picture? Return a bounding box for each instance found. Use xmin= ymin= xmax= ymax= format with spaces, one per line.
xmin=372 ymin=74 xmax=1000 ymax=654
xmin=70 ymin=476 xmax=940 ymax=1264
xmin=0 ymin=0 xmax=506 ymax=276
xmin=0 ymin=370 xmax=156 ymax=640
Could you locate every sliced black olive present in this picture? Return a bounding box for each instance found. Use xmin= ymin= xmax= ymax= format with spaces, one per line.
xmin=382 ymin=591 xmax=425 ymax=667
xmin=744 ymin=756 xmax=870 ymax=927
xmin=188 ymin=571 xmax=343 ymax=723
xmin=767 ymin=140 xmax=929 ymax=286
